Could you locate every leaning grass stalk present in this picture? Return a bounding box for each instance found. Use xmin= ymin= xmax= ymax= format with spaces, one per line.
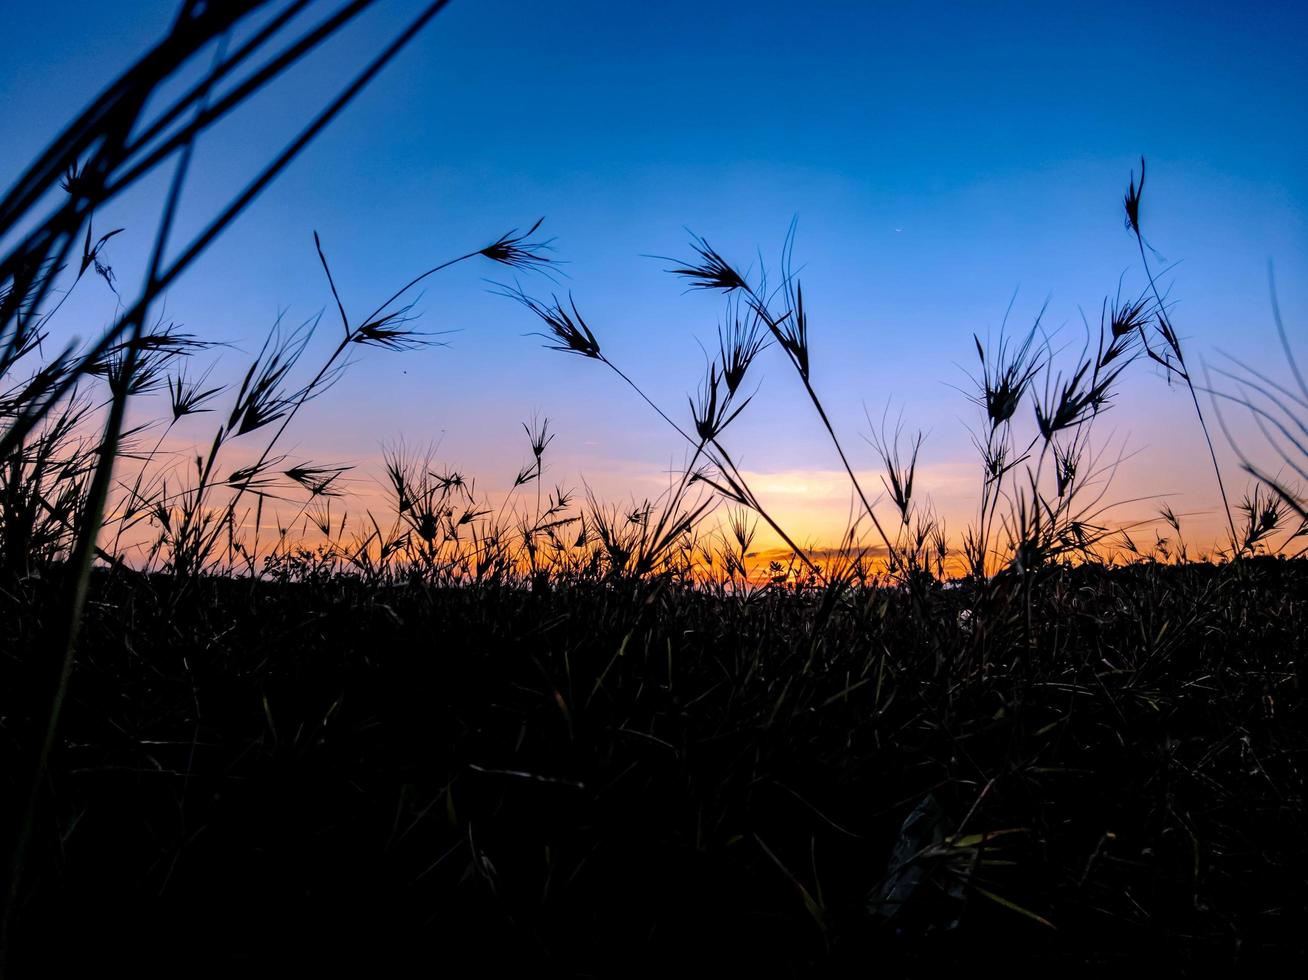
xmin=601 ymin=356 xmax=696 ymax=444
xmin=797 ymin=367 xmax=898 ymax=565
xmin=593 ymin=353 xmax=820 ymax=576
xmin=2 ymin=32 xmax=214 ymax=953
xmin=196 ymin=247 xmax=481 ymax=571
xmin=1126 ymin=162 xmax=1237 ymax=548
xmin=736 ymin=284 xmax=900 ymax=568
xmin=710 ymin=440 xmax=822 ymax=578
xmin=0 ymin=0 xmax=454 ymax=464
xmin=0 ymin=2 xmax=278 ymax=383
xmin=107 ymin=3 xmax=369 ymax=198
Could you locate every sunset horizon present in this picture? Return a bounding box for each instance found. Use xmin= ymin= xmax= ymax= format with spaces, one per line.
xmin=3 ymin=1 xmax=1304 ymax=574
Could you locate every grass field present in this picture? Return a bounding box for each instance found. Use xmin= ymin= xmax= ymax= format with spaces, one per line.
xmin=4 ymin=558 xmax=1306 ymax=974
xmin=3 ymin=5 xmax=1307 ymax=975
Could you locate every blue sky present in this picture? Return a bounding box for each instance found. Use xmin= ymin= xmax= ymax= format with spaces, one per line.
xmin=2 ymin=0 xmax=1305 ymax=547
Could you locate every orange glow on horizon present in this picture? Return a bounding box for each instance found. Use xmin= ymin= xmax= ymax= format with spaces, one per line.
xmin=104 ymin=426 xmax=1272 ymax=580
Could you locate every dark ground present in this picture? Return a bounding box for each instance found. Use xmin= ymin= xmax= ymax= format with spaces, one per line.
xmin=3 ymin=559 xmax=1307 ymax=976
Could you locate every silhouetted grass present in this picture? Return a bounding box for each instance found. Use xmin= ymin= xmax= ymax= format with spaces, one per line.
xmin=3 ymin=3 xmax=1307 ymax=969
xmin=3 ymin=558 xmax=1307 ymax=976
xmin=5 ymin=138 xmax=1306 ymax=977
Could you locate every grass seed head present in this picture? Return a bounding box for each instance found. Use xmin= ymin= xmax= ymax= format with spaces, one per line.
xmin=480 ymin=218 xmax=556 ymax=274
xmin=667 ymin=234 xmax=748 ymax=292
xmin=1124 ymin=155 xmax=1145 ymax=237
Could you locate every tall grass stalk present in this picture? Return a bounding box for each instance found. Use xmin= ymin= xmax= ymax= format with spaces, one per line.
xmin=1124 ymin=157 xmax=1238 ymax=549
xmin=2 ymin=1 xmax=461 ymax=955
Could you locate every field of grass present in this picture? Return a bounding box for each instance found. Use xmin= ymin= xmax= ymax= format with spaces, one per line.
xmin=3 ymin=558 xmax=1307 ymax=974
xmin=3 ymin=5 xmax=1308 ymax=975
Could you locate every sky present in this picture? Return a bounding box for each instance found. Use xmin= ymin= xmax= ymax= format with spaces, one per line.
xmin=1 ymin=0 xmax=1306 ymax=558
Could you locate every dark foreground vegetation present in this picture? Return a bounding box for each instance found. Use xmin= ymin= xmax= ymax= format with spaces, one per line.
xmin=4 ymin=558 xmax=1307 ymax=975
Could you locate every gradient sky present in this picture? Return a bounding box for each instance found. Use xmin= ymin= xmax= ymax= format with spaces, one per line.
xmin=2 ymin=0 xmax=1306 ymax=554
